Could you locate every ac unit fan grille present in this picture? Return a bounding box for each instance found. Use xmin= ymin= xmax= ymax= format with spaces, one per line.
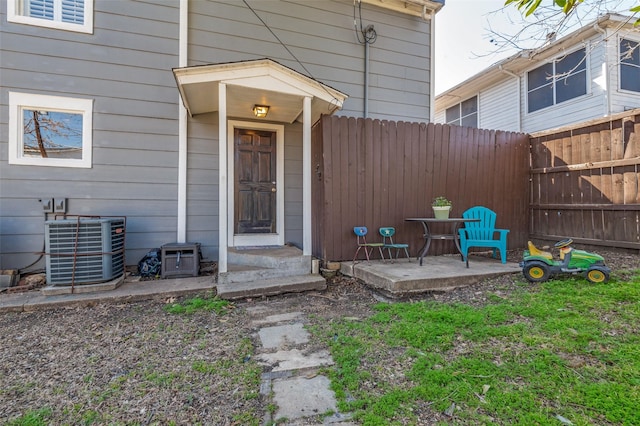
xmin=45 ymin=218 xmax=125 ymax=286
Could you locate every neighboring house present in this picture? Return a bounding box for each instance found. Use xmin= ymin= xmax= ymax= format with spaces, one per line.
xmin=434 ymin=14 xmax=640 ymax=133
xmin=0 ymin=0 xmax=444 ymax=276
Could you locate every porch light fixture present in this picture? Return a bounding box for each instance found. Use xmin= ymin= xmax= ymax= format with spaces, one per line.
xmin=253 ymin=104 xmax=270 ymax=118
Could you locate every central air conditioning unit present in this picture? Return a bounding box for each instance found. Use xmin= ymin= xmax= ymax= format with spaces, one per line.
xmin=45 ymin=217 xmax=126 ymax=286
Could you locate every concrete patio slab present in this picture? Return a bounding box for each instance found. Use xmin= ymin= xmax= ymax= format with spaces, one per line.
xmin=0 ymin=275 xmax=215 ymax=313
xmin=341 ymin=254 xmax=521 ymax=298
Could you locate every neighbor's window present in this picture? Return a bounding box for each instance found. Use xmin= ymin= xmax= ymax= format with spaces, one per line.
xmin=527 ymin=48 xmax=587 ymax=113
xmin=9 ymin=92 xmax=93 ymax=168
xmin=445 ymin=96 xmax=477 ymax=128
xmin=620 ymin=38 xmax=640 ymax=92
xmin=7 ymin=0 xmax=93 ymax=33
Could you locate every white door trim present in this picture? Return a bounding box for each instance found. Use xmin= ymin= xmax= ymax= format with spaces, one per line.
xmin=227 ymin=120 xmax=285 ymax=247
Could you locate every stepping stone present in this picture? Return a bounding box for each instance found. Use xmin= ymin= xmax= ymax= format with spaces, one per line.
xmin=252 ymin=311 xmax=304 ymax=325
xmin=258 ymin=323 xmax=309 ymax=349
xmin=272 ymin=375 xmax=337 ymax=420
xmin=256 ymin=348 xmax=334 ymax=371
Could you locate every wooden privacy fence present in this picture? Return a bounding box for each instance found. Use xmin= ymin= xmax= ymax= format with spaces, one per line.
xmin=312 ymin=115 xmax=530 ymax=262
xmin=529 ymin=109 xmax=640 ymax=250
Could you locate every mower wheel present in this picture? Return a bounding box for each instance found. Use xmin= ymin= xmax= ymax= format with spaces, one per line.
xmin=586 ymin=267 xmax=610 ymax=283
xmin=523 ymin=261 xmax=551 ymax=283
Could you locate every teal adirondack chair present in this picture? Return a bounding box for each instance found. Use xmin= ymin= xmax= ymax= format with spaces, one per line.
xmin=458 ymin=206 xmax=509 ymax=265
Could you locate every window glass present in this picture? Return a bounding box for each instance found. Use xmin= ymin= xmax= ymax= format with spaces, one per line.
xmin=528 ymin=85 xmax=553 ymax=112
xmin=556 ymin=72 xmax=587 ymax=103
xmin=620 ymin=65 xmax=640 ymax=92
xmin=28 ymin=0 xmax=54 ymax=20
xmin=445 ymin=105 xmax=460 ymax=123
xmin=527 ymin=49 xmax=586 ymax=113
xmin=620 ymin=38 xmax=640 ymax=65
xmin=620 ymin=38 xmax=640 ymax=92
xmin=556 ymin=49 xmax=586 ymax=76
xmin=9 ymin=92 xmax=92 ymax=168
xmin=461 ymin=96 xmax=477 ymax=116
xmin=461 ymin=113 xmax=477 ymax=128
xmin=22 ymin=109 xmax=84 ymax=159
xmin=528 ymin=63 xmax=554 ymax=89
xmin=445 ymin=96 xmax=477 ymax=128
xmin=61 ymin=0 xmax=84 ymax=23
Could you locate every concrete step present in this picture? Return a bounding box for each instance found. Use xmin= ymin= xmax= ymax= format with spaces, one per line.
xmin=219 ymin=263 xmax=312 ymax=284
xmin=216 ymin=274 xmax=326 ymax=300
xmin=228 ymin=246 xmax=310 ymax=271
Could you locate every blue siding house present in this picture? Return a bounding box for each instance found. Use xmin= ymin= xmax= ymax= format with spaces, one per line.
xmin=0 ymin=0 xmax=444 ymax=285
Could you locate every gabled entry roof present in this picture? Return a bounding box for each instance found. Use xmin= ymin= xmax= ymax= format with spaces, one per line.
xmin=173 ymin=58 xmax=348 ymax=124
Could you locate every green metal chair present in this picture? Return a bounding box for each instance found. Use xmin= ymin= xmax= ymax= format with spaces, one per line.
xmin=379 ymin=227 xmax=410 ymax=261
xmin=458 ymin=206 xmax=509 ymax=265
xmin=353 ymin=226 xmax=384 ymax=262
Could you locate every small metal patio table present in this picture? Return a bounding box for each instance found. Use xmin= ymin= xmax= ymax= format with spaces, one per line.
xmin=405 ymin=218 xmax=480 ymax=267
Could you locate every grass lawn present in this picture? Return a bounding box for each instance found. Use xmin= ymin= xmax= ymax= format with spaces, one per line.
xmin=310 ymin=271 xmax=640 ymax=425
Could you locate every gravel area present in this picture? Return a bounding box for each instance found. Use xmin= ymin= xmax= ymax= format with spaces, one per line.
xmin=0 ymin=247 xmax=637 ymax=424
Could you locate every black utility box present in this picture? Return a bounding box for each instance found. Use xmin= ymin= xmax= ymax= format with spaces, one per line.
xmin=161 ymin=242 xmax=201 ymax=279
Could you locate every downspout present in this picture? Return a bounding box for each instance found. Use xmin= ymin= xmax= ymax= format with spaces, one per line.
xmin=361 ymin=23 xmax=376 ymax=118
xmin=429 ymin=9 xmax=435 ymax=122
xmin=364 ymin=40 xmax=369 ymax=117
xmin=499 ymin=65 xmax=522 ymax=132
xmin=177 ymin=0 xmax=188 ymax=242
xmin=592 ymin=22 xmax=611 ymax=117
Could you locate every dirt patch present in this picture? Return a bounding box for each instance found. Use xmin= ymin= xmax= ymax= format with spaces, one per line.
xmin=0 ymin=247 xmax=636 ymax=424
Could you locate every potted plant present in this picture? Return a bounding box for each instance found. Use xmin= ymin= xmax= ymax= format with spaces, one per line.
xmin=432 ymin=196 xmax=452 ymax=219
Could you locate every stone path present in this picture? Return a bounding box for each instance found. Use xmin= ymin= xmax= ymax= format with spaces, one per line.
xmin=246 ymin=305 xmax=355 ymax=425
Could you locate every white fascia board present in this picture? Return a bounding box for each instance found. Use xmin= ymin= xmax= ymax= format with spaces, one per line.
xmin=174 ymin=61 xmax=347 ymax=108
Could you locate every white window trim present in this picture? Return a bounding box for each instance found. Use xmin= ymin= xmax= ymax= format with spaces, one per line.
xmin=9 ymin=92 xmax=93 ymax=168
xmin=7 ymin=0 xmax=94 ymax=34
xmin=618 ymin=34 xmax=640 ymax=94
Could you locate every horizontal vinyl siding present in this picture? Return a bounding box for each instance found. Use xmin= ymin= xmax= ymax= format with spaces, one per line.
xmin=185 ymin=113 xmax=218 ymax=261
xmin=522 ymin=36 xmax=607 ymax=133
xmin=611 ymin=88 xmax=640 ymax=113
xmin=284 ymin=124 xmax=303 ymax=247
xmin=609 ymin=32 xmax=640 ymax=114
xmin=0 ymin=0 xmax=180 ymax=269
xmin=189 ymin=0 xmax=431 ymax=122
xmin=479 ymin=78 xmax=520 ymax=132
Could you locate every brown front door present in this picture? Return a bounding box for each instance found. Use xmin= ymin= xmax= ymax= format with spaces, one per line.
xmin=234 ymin=128 xmax=277 ymax=234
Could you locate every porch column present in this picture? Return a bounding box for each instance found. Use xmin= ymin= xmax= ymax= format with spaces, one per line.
xmin=302 ymin=96 xmax=312 ymax=256
xmin=218 ymin=83 xmax=228 ymax=273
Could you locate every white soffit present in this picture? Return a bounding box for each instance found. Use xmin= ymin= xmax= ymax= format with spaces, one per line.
xmin=360 ymin=0 xmax=444 ymax=18
xmin=173 ymin=59 xmax=348 ymax=123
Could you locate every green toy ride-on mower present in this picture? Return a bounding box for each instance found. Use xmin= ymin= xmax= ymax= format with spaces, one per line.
xmin=521 ymin=239 xmax=611 ymax=283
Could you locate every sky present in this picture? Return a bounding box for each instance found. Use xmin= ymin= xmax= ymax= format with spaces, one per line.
xmin=434 ymin=0 xmax=639 ymax=95
xmin=434 ymin=0 xmax=525 ymax=95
